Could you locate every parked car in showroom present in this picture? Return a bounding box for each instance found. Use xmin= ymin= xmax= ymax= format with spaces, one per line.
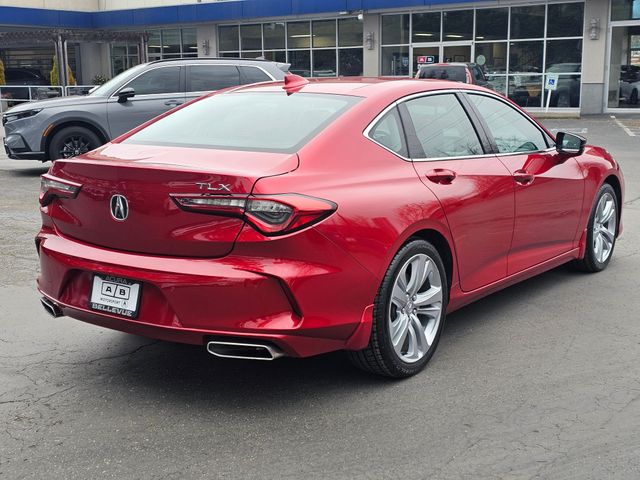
xmin=2 ymin=57 xmax=288 ymax=161
xmin=619 ymin=64 xmax=640 ymax=105
xmin=1 ymin=67 xmax=58 ymax=106
xmin=37 ymin=76 xmax=624 ymax=378
xmin=416 ymin=62 xmax=491 ymax=89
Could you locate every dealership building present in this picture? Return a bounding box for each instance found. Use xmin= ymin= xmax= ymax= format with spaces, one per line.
xmin=0 ymin=0 xmax=639 ymax=113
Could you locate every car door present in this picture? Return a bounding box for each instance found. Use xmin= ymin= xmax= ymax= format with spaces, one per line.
xmin=185 ymin=64 xmax=242 ymax=102
xmin=401 ymin=92 xmax=515 ymax=292
xmin=106 ymin=65 xmax=184 ymax=138
xmin=465 ymin=92 xmax=584 ymax=274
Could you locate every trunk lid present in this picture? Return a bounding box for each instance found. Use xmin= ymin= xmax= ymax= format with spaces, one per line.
xmin=47 ymin=143 xmax=298 ymax=257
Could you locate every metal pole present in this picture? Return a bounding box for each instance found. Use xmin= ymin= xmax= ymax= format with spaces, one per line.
xmin=140 ymin=34 xmax=148 ymax=64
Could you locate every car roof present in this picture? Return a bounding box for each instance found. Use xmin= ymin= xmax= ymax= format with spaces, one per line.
xmin=419 ymin=63 xmax=475 ymax=68
xmin=227 ymin=77 xmax=489 ymax=98
xmin=148 ymin=57 xmax=285 ymax=66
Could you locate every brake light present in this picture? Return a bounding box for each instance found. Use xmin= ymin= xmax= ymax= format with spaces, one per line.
xmin=171 ymin=194 xmax=336 ymax=236
xmin=39 ymin=174 xmax=82 ymax=206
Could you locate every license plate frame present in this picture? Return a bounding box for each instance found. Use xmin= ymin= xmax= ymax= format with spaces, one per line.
xmin=89 ymin=274 xmax=142 ymax=319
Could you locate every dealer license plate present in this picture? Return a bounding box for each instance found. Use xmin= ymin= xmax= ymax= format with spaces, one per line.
xmin=89 ymin=274 xmax=142 ymax=319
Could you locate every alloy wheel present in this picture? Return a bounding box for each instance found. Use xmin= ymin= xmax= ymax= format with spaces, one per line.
xmin=59 ymin=135 xmax=92 ymax=158
xmin=388 ymin=253 xmax=443 ymax=363
xmin=592 ymin=192 xmax=617 ymax=264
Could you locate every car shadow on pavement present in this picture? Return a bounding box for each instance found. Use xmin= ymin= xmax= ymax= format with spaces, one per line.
xmin=6 ymin=166 xmax=49 ymax=177
xmin=72 ymin=264 xmax=588 ymax=410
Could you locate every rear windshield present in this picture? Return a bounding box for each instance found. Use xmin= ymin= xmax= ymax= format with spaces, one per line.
xmin=418 ymin=66 xmax=467 ymax=83
xmin=123 ymin=91 xmax=361 ymax=153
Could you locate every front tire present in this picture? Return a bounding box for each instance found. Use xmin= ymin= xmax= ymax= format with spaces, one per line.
xmin=349 ymin=239 xmax=448 ymax=378
xmin=48 ymin=126 xmax=102 ymax=160
xmin=573 ymin=184 xmax=618 ymax=272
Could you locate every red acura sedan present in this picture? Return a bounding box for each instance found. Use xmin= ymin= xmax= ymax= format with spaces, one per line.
xmin=37 ymin=76 xmax=624 ymax=378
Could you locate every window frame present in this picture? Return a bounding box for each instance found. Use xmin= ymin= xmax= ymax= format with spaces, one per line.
xmin=364 ymin=89 xmax=556 ymax=162
xmin=114 ymin=65 xmax=184 ymax=98
xmin=184 ymin=64 xmax=276 ymax=95
xmin=462 ymin=91 xmax=556 ymax=155
xmin=364 ymin=89 xmax=494 ymax=161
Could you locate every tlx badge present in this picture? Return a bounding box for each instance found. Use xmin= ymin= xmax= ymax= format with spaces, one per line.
xmin=196 ymin=182 xmax=231 ymax=192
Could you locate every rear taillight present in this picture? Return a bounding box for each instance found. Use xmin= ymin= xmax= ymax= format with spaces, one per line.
xmin=39 ymin=174 xmax=82 ymax=206
xmin=171 ymin=194 xmax=337 ymax=236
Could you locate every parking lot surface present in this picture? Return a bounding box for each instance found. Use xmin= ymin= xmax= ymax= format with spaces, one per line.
xmin=1 ymin=116 xmax=639 ymax=479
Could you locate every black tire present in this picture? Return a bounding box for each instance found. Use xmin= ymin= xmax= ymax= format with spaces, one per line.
xmin=349 ymin=239 xmax=448 ymax=378
xmin=48 ymin=126 xmax=102 ymax=161
xmin=631 ymin=89 xmax=638 ymax=105
xmin=572 ymin=183 xmax=618 ymax=273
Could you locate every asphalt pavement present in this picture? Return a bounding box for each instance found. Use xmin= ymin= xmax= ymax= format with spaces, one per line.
xmin=0 ymin=116 xmax=639 ymax=479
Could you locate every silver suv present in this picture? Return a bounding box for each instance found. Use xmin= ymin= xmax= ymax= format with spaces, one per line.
xmin=2 ymin=58 xmax=288 ymax=161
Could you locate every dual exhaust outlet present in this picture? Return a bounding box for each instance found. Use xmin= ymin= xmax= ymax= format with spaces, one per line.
xmin=41 ymin=297 xmax=284 ymax=361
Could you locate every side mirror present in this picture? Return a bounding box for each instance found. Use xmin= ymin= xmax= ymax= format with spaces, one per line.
xmin=117 ymin=87 xmax=135 ymax=103
xmin=556 ymin=131 xmax=586 ymax=156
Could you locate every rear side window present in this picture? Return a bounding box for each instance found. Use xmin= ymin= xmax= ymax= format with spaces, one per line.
xmin=468 ymin=94 xmax=549 ymax=153
xmin=418 ymin=66 xmax=467 ymax=82
xmin=368 ymin=107 xmax=407 ymax=157
xmin=124 ymin=67 xmax=181 ymax=95
xmin=239 ymin=66 xmax=272 ymax=84
xmin=188 ymin=65 xmax=240 ymax=92
xmin=404 ymin=94 xmax=483 ymax=158
xmin=124 ymin=92 xmax=360 ymax=153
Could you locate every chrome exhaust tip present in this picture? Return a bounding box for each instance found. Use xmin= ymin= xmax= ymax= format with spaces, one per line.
xmin=40 ymin=297 xmax=62 ymax=318
xmin=206 ymin=340 xmax=284 ymax=361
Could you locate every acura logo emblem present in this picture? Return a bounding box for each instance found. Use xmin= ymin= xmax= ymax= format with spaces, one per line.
xmin=110 ymin=194 xmax=129 ymax=221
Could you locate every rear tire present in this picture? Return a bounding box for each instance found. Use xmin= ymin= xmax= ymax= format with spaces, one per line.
xmin=572 ymin=184 xmax=618 ymax=273
xmin=349 ymin=239 xmax=448 ymax=378
xmin=631 ymin=89 xmax=639 ymax=105
xmin=48 ymin=126 xmax=102 ymax=161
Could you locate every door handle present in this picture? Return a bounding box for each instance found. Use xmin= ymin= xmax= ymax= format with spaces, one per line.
xmin=425 ymin=168 xmax=457 ymax=185
xmin=513 ymin=169 xmax=534 ymax=185
xmin=164 ymin=100 xmax=182 ymax=107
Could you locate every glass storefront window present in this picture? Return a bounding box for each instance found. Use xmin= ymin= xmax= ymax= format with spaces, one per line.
xmin=264 ymin=22 xmax=285 ymax=49
xmin=382 ymin=46 xmax=410 ymax=76
xmin=313 ymin=20 xmax=336 ymax=48
xmin=339 ymin=48 xmax=363 ymax=76
xmin=612 ymin=0 xmax=640 ymax=21
xmin=382 ymin=14 xmax=410 ymax=45
xmin=338 ymin=17 xmax=363 ymax=47
xmin=475 ymin=8 xmax=508 ymax=40
xmin=182 ymin=28 xmax=197 ymax=57
xmin=509 ymin=75 xmax=543 ymax=107
xmin=509 ymin=41 xmax=543 ymax=74
xmin=219 ymin=25 xmax=239 ymax=51
xmin=412 ymin=12 xmax=440 ymax=43
xmin=443 ymin=10 xmax=473 ymax=41
xmin=546 ymin=39 xmax=583 ymax=72
xmin=289 ymin=50 xmax=311 ymax=77
xmin=547 ymin=3 xmax=584 ymax=38
xmin=219 ymin=19 xmax=363 ymax=78
xmin=548 ymin=75 xmax=581 ymax=107
xmin=288 ymin=22 xmax=311 ymax=49
xmin=264 ymin=50 xmax=286 ymax=63
xmin=162 ymin=29 xmax=181 ymax=56
xmin=241 ymin=24 xmax=262 ymax=51
xmin=475 ymin=42 xmax=507 ymax=74
xmin=147 ymin=30 xmax=162 ymax=58
xmin=608 ymin=25 xmax=640 ymax=108
xmin=510 ymin=6 xmax=545 ymax=39
xmin=313 ymin=50 xmax=337 ymax=76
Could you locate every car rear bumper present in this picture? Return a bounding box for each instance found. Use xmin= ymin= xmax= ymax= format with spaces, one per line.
xmin=36 ymin=229 xmax=376 ymax=358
